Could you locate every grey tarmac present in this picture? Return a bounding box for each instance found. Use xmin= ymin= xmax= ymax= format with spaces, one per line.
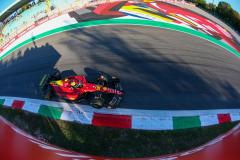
xmin=1 ymin=25 xmax=240 ymax=110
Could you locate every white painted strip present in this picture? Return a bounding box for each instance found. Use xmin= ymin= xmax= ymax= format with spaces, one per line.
xmin=200 ymin=115 xmax=218 ymax=127
xmin=70 ymin=104 xmax=94 ymax=125
xmin=3 ymin=98 xmax=13 ymax=107
xmin=157 ymin=157 xmax=178 ymax=160
xmin=28 ymin=14 xmax=77 ymax=39
xmin=29 ymin=139 xmax=50 ymax=146
xmin=205 ymin=137 xmax=223 ymax=146
xmin=23 ymin=101 xmax=41 ymax=113
xmin=230 ymin=113 xmax=240 ymax=121
xmin=39 ymin=144 xmax=67 ymax=152
xmin=115 ymin=15 xmax=147 ymax=20
xmin=56 ymin=153 xmax=89 ymax=158
xmin=132 ymin=116 xmax=173 ymax=130
xmin=179 ymin=147 xmax=204 ymax=157
xmin=60 ymin=111 xmax=75 ymax=122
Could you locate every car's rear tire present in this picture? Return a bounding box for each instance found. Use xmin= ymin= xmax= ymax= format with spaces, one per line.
xmin=50 ymin=70 xmax=62 ymax=80
xmin=112 ymin=77 xmax=120 ymax=83
xmin=44 ymin=86 xmax=53 ymax=100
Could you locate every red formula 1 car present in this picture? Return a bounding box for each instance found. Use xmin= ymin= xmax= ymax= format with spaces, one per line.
xmin=39 ymin=70 xmax=123 ymax=109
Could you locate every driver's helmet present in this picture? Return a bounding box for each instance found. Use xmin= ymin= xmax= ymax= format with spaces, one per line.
xmin=67 ymin=78 xmax=83 ymax=88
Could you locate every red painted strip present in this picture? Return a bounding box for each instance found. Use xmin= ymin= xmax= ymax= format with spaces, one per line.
xmin=93 ymin=2 xmax=125 ymax=16
xmin=92 ymin=113 xmax=132 ymax=129
xmin=12 ymin=100 xmax=25 ymax=109
xmin=217 ymin=114 xmax=231 ymax=124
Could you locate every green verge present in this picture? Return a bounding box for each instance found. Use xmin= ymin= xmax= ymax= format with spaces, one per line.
xmin=1 ymin=19 xmax=240 ymax=61
xmin=0 ymin=107 xmax=237 ymax=158
xmin=0 ymin=99 xmax=4 ymax=107
xmin=173 ymin=116 xmax=201 ymax=129
xmin=38 ymin=105 xmax=63 ymax=119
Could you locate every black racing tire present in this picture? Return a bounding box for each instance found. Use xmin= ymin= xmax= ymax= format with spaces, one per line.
xmin=102 ymin=74 xmax=110 ymax=82
xmin=50 ymin=70 xmax=62 ymax=80
xmin=112 ymin=77 xmax=120 ymax=83
xmin=90 ymin=98 xmax=104 ymax=109
xmin=44 ymin=85 xmax=53 ymax=100
xmin=97 ymin=74 xmax=117 ymax=86
xmin=98 ymin=72 xmax=111 ymax=82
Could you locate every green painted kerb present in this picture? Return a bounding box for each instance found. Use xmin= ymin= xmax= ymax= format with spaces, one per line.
xmin=0 ymin=99 xmax=5 ymax=107
xmin=38 ymin=105 xmax=63 ymax=119
xmin=173 ymin=116 xmax=201 ymax=129
xmin=0 ymin=19 xmax=240 ymax=62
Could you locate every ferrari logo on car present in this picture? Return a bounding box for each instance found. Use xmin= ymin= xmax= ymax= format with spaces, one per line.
xmin=55 ymin=80 xmax=63 ymax=86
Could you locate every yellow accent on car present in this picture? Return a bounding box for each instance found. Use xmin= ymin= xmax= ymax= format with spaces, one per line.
xmin=55 ymin=80 xmax=64 ymax=86
xmin=71 ymin=81 xmax=76 ymax=86
xmin=96 ymin=85 xmax=101 ymax=91
xmin=69 ymin=97 xmax=76 ymax=100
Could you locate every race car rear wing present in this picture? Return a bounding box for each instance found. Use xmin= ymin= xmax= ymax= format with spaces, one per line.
xmin=39 ymin=70 xmax=61 ymax=91
xmin=39 ymin=74 xmax=51 ymax=91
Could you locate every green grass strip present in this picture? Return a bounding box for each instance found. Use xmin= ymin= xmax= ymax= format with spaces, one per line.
xmin=0 ymin=99 xmax=5 ymax=107
xmin=173 ymin=116 xmax=201 ymax=129
xmin=38 ymin=105 xmax=63 ymax=119
xmin=0 ymin=19 xmax=239 ymax=62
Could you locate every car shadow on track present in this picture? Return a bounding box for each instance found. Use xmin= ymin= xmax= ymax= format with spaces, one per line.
xmin=0 ymin=42 xmax=61 ymax=99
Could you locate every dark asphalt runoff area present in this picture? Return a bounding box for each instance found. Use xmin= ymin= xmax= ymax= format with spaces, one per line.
xmin=1 ymin=25 xmax=240 ymax=110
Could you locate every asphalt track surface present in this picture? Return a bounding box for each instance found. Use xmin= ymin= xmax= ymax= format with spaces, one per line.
xmin=1 ymin=25 xmax=240 ymax=110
